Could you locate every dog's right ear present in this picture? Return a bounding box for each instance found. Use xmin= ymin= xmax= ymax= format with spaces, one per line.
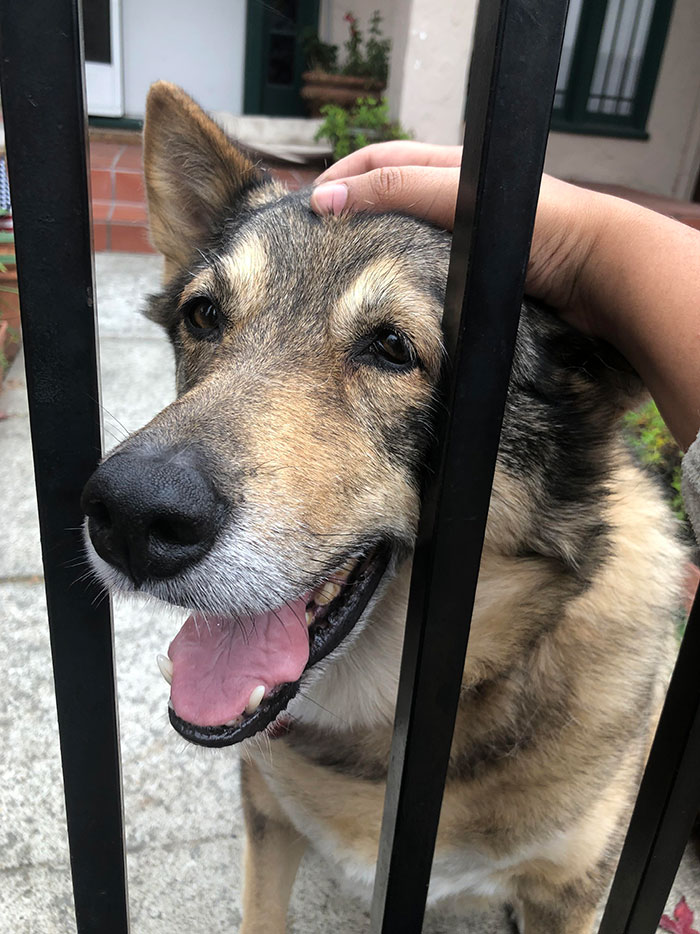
xmin=144 ymin=81 xmax=264 ymax=270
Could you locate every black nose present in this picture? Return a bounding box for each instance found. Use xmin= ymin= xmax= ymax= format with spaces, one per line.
xmin=81 ymin=446 xmax=225 ymax=585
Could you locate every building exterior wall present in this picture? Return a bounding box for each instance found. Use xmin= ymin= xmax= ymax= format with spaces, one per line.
xmin=321 ymin=0 xmax=476 ymax=145
xmin=115 ymin=0 xmax=700 ymax=199
xmin=121 ymin=0 xmax=246 ymax=118
xmin=544 ymin=0 xmax=700 ymax=198
xmin=326 ymin=0 xmax=699 ymax=198
xmin=392 ymin=0 xmax=477 ymax=144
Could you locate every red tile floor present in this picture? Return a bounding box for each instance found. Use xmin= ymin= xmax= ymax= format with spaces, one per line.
xmin=89 ymin=136 xmax=700 ymax=253
xmin=89 ymin=138 xmax=318 ymax=253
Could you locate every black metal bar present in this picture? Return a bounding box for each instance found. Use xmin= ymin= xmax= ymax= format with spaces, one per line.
xmin=0 ymin=3 xmax=130 ymax=933
xmin=369 ymin=0 xmax=569 ymax=930
xmin=598 ymin=590 xmax=700 ymax=934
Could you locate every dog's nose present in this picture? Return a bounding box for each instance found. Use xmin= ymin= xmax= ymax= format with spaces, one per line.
xmin=81 ymin=447 xmax=225 ymax=585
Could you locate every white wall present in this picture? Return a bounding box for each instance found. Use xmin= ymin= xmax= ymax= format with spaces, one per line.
xmin=393 ymin=0 xmax=476 ymax=144
xmin=544 ymin=0 xmax=700 ymax=198
xmin=121 ymin=0 xmax=246 ymax=118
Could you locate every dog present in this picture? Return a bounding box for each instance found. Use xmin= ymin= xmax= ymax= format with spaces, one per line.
xmin=81 ymin=82 xmax=684 ymax=934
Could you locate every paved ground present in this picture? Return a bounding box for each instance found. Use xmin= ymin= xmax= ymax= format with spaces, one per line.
xmin=1 ymin=252 xmax=699 ymax=933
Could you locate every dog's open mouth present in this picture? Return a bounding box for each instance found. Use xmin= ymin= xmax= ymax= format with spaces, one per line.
xmin=162 ymin=545 xmax=389 ymax=747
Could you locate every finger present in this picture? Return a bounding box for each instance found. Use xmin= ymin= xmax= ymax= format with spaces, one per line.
xmin=310 ymin=165 xmax=460 ymax=231
xmin=315 ymin=142 xmax=462 ymax=185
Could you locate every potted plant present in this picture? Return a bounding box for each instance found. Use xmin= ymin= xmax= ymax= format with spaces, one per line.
xmin=301 ymin=11 xmax=391 ymax=117
xmin=315 ymin=97 xmax=410 ymax=161
xmin=0 ymin=214 xmax=21 ymax=377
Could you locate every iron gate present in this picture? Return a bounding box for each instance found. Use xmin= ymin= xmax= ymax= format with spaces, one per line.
xmin=1 ymin=1 xmax=699 ymax=932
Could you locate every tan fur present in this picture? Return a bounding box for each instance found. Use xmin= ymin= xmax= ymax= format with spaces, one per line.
xmin=333 ymin=257 xmax=445 ymax=378
xmin=239 ymin=759 xmax=307 ymax=934
xmin=241 ymin=459 xmax=679 ymax=930
xmin=219 ymin=232 xmax=271 ymax=316
xmin=129 ymin=83 xmax=686 ymax=934
xmin=144 ymin=81 xmax=262 ymax=268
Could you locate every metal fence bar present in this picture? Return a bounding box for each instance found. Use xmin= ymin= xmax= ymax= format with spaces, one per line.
xmin=598 ymin=590 xmax=700 ymax=934
xmin=0 ymin=3 xmax=129 ymax=932
xmin=369 ymin=1 xmax=569 ymax=930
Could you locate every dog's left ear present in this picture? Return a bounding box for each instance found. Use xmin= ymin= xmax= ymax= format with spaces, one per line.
xmin=144 ymin=81 xmax=264 ymax=269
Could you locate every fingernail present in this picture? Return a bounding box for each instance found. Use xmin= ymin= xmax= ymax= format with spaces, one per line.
xmin=311 ymin=183 xmax=348 ymax=215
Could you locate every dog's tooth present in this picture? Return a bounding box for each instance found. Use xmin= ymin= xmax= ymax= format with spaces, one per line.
xmin=245 ymin=685 xmax=266 ymax=715
xmin=315 ymin=580 xmax=342 ymax=606
xmin=225 ymin=716 xmax=243 ymax=727
xmin=157 ymin=654 xmax=173 ymax=685
xmin=305 ymin=607 xmax=314 ymax=627
xmin=331 ymin=557 xmax=358 ymax=583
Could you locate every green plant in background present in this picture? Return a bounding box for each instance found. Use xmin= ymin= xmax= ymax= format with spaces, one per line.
xmin=302 ymin=11 xmax=391 ymax=84
xmin=315 ymin=97 xmax=410 ymax=161
xmin=0 ymin=229 xmax=14 ymax=269
xmin=301 ymin=27 xmax=338 ymax=72
xmin=342 ymin=12 xmax=365 ymax=76
xmin=623 ymin=399 xmax=686 ymax=522
xmin=364 ymin=11 xmax=391 ymax=84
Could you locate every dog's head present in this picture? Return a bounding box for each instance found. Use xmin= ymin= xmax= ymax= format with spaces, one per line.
xmin=82 ymin=83 xmax=642 ymax=747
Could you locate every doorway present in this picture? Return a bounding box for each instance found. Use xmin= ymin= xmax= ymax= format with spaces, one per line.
xmin=244 ymin=0 xmax=320 ymax=116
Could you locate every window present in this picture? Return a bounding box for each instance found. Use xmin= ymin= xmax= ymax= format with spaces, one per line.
xmin=552 ymin=0 xmax=676 ymax=138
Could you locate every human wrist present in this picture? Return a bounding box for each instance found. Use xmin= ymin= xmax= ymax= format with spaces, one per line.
xmin=572 ymin=195 xmax=660 ymax=350
xmin=526 ymin=179 xmax=606 ymax=330
xmin=529 ymin=180 xmax=639 ymax=342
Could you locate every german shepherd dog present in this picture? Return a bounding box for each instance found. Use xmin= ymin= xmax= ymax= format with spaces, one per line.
xmin=82 ymin=83 xmax=684 ymax=933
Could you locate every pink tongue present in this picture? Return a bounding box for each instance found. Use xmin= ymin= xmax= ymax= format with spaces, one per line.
xmin=168 ymin=597 xmax=310 ymax=727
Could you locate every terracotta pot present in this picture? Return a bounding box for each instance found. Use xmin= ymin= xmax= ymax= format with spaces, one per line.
xmin=0 ymin=260 xmax=21 ymax=369
xmin=300 ymin=70 xmax=385 ymax=116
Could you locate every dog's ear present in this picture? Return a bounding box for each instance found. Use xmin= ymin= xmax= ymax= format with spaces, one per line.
xmin=144 ymin=81 xmax=264 ymax=269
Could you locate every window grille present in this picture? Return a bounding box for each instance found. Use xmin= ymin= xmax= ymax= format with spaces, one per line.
xmin=552 ymin=0 xmax=676 ymax=137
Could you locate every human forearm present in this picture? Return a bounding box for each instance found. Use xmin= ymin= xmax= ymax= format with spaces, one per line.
xmin=569 ymin=194 xmax=700 ymax=449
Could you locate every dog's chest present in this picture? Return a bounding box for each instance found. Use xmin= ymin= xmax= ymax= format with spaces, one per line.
xmin=253 ymin=746 xmax=533 ymax=906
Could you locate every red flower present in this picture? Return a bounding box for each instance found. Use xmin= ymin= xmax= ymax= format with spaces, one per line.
xmin=660 ymin=898 xmax=700 ymax=934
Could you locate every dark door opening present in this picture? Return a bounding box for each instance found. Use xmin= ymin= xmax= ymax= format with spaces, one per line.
xmin=81 ymin=0 xmax=111 ymax=65
xmin=244 ymin=0 xmax=320 ymax=116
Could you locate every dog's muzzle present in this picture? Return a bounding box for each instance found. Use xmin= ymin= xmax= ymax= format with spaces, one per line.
xmin=81 ymin=443 xmax=392 ymax=748
xmin=81 ymin=446 xmax=226 ymax=586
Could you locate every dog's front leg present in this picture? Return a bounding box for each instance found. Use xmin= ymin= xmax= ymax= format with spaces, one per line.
xmin=514 ymin=889 xmax=598 ymax=934
xmin=239 ymin=757 xmax=307 ymax=934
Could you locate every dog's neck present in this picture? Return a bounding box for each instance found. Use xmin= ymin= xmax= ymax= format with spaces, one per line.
xmin=289 ymin=551 xmax=570 ymax=737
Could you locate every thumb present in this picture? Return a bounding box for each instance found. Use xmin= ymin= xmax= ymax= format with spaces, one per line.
xmin=310 ymin=165 xmax=460 ymax=231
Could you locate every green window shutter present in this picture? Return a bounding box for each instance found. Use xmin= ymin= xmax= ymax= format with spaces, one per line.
xmin=551 ymin=0 xmax=676 ymax=138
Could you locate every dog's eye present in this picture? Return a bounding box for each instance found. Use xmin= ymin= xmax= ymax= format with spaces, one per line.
xmin=367 ymin=328 xmax=416 ymax=369
xmin=184 ymin=300 xmax=221 ymax=337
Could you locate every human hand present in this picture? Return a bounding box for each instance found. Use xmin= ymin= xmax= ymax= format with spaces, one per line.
xmin=312 ymin=141 xmax=700 ymax=449
xmin=311 ymin=142 xmax=603 ymax=336
xmin=311 ymin=142 xmax=462 ymax=232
